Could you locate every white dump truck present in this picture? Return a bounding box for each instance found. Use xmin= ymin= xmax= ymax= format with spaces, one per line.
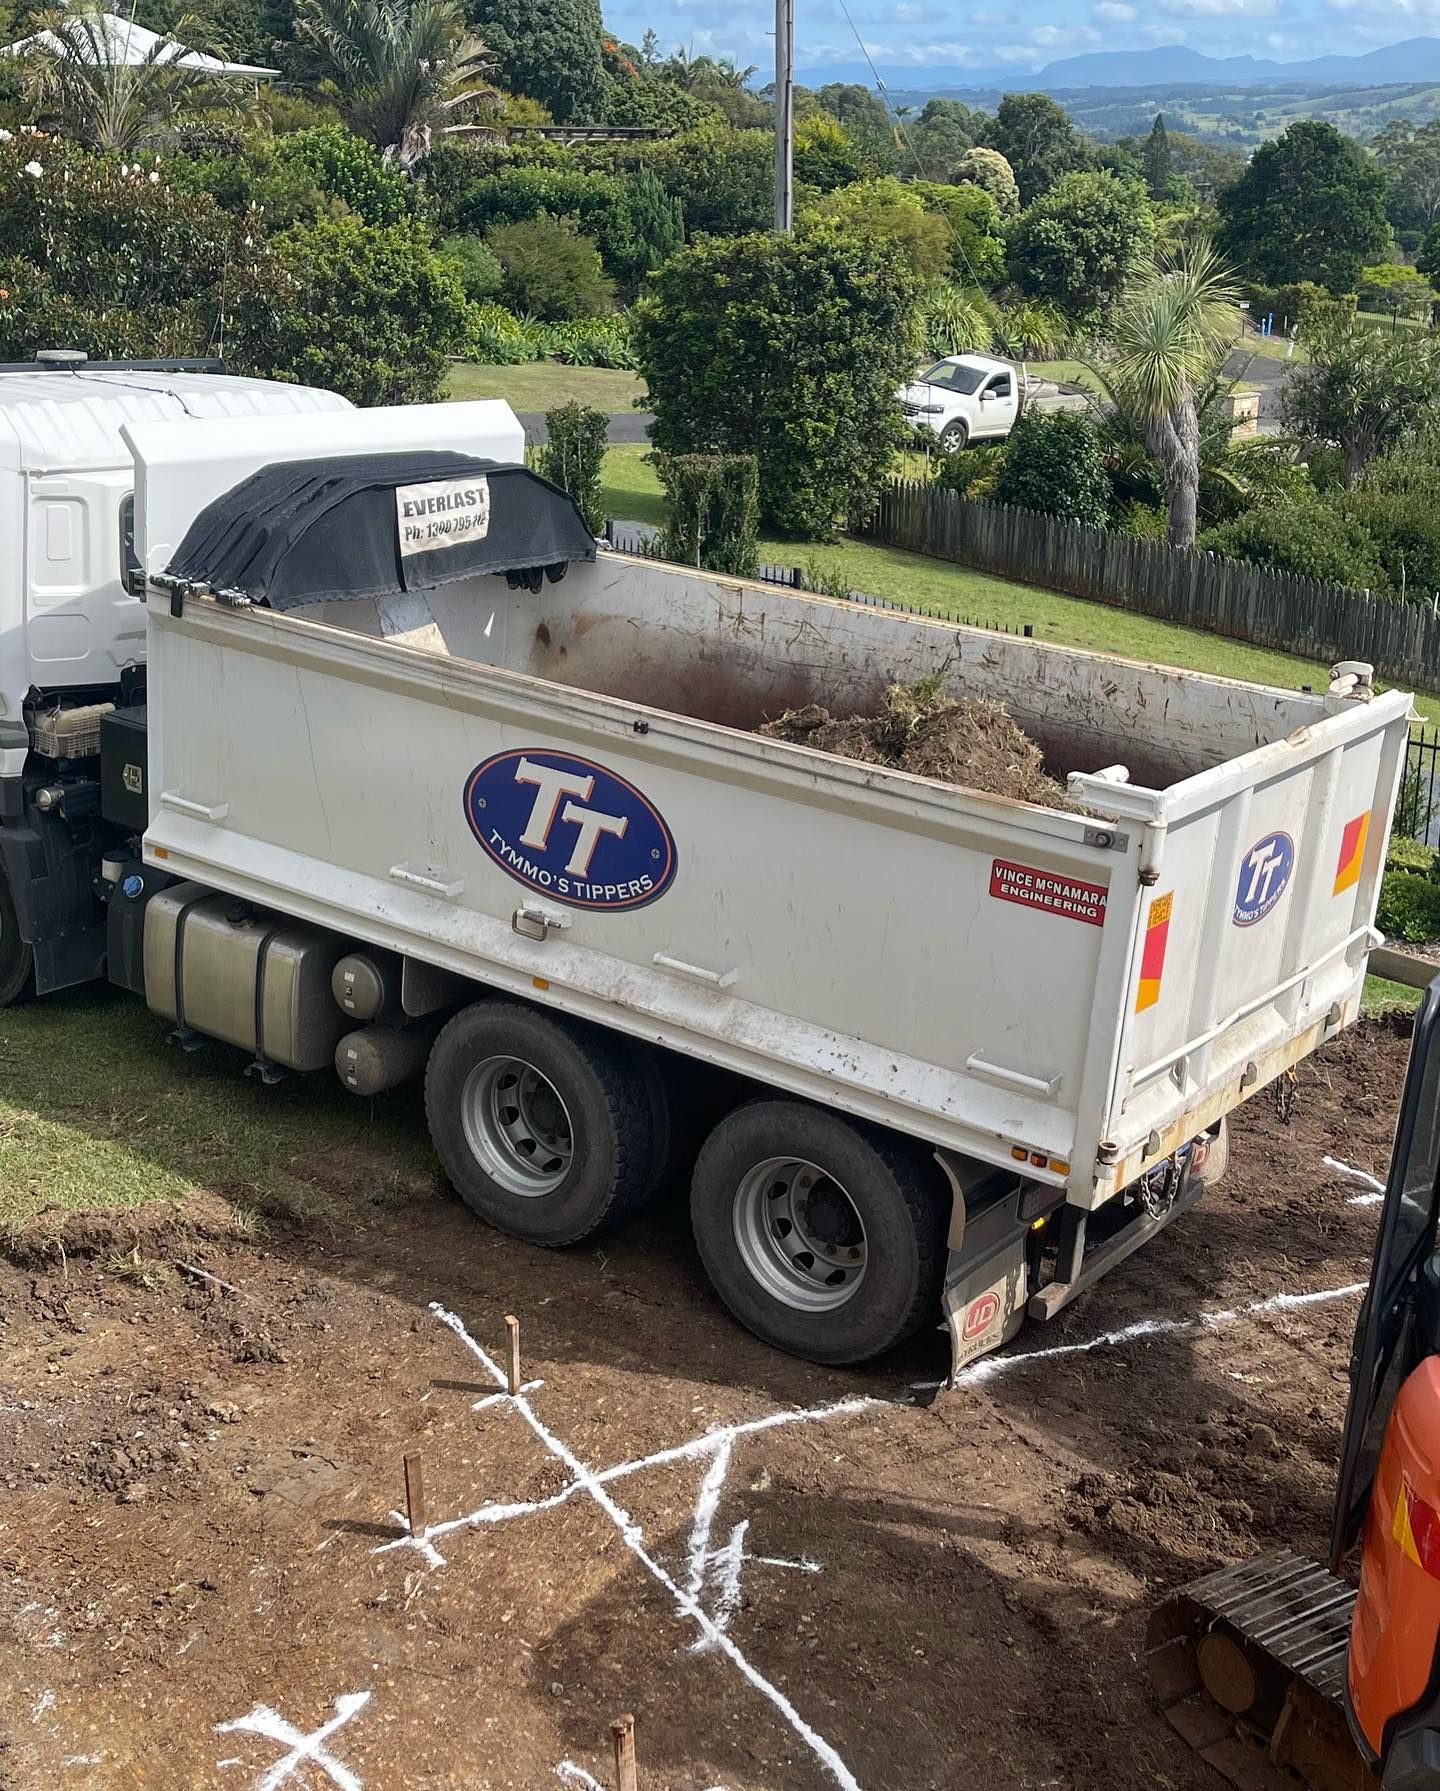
xmin=0 ymin=353 xmax=1412 ymax=1375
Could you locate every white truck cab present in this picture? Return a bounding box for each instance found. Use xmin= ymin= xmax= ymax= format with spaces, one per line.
xmin=899 ymin=351 xmax=1020 ymax=449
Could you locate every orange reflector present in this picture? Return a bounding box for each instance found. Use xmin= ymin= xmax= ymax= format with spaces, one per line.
xmin=1011 ymin=1146 xmax=1028 ymax=1162
xmin=1029 ymin=1217 xmax=1047 ymax=1231
xmin=1136 ymin=890 xmax=1173 ymax=1013
xmin=1335 ymin=810 xmax=1371 ymax=895
xmin=1050 ymin=1159 xmax=1070 ymax=1176
xmin=1030 ymin=1152 xmax=1046 ymax=1167
xmin=152 ymin=846 xmax=169 ymax=860
xmin=532 ymin=977 xmax=550 ymax=991
xmin=1394 ymin=1478 xmax=1440 ymax=1580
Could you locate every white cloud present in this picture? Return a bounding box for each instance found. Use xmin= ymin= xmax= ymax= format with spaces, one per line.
xmin=1092 ymin=1 xmax=1138 ymax=17
xmin=1029 ymin=21 xmax=1103 ymax=43
xmin=972 ymin=7 xmax=1015 ymax=21
xmin=1159 ymin=0 xmax=1281 ymax=15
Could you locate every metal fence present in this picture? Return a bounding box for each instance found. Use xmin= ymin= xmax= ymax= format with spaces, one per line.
xmin=863 ymin=481 xmax=1440 ymax=697
xmin=1407 ymin=726 xmax=1440 ymax=844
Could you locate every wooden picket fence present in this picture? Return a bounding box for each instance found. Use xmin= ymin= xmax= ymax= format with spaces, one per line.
xmin=864 ymin=481 xmax=1440 ymax=695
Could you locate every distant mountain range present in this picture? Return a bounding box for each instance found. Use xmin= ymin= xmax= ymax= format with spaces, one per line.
xmin=796 ymin=37 xmax=1440 ymax=94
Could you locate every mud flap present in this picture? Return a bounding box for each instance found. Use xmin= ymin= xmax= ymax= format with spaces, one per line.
xmin=943 ymin=1240 xmax=1028 ymax=1383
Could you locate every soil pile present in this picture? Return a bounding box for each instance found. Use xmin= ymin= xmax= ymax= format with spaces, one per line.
xmin=758 ymin=679 xmax=1073 ymax=808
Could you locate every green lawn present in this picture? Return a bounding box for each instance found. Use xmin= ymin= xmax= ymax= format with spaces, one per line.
xmin=0 ymin=988 xmax=435 ymax=1239
xmin=447 ymin=361 xmax=646 ymax=413
xmin=1363 ymin=974 xmax=1425 ymax=1018
xmin=600 ymin=445 xmax=1440 ymax=723
xmin=1024 ymin=359 xmax=1102 ymax=389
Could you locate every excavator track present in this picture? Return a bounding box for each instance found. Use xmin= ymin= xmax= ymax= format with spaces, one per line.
xmin=1146 ymin=1548 xmax=1373 ymax=1791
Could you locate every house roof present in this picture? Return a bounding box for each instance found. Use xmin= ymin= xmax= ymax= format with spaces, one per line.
xmin=2 ymin=10 xmax=279 ymax=77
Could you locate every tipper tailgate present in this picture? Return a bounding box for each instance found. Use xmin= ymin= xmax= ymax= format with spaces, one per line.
xmin=1097 ymin=689 xmax=1412 ymax=1197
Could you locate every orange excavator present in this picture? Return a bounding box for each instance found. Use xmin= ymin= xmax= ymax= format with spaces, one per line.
xmin=1149 ymin=975 xmax=1440 ymax=1791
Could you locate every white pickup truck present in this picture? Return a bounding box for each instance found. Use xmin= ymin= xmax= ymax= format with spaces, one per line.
xmin=899 ymin=352 xmax=1021 ymax=449
xmin=1 ymin=354 xmax=1411 ymax=1377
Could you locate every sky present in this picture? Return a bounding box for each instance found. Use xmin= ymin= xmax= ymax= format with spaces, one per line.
xmin=600 ymin=0 xmax=1425 ymax=81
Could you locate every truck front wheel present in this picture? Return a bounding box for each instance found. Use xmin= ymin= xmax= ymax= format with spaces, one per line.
xmin=425 ymin=1000 xmax=659 ymax=1246
xmin=690 ymin=1102 xmax=945 ymax=1365
xmin=0 ymin=861 xmax=34 ymax=1006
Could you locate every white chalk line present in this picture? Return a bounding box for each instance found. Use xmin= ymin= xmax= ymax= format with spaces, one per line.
xmin=911 ymin=1278 xmax=1367 ymax=1392
xmin=428 ymin=1304 xmax=865 ymax=1791
xmin=1325 ymin=1153 xmax=1387 ymax=1206
xmin=555 ymin=1765 xmax=606 ymax=1791
xmin=214 ymin=1690 xmax=370 ymax=1791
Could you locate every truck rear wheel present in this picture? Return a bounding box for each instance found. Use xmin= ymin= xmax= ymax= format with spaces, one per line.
xmin=425 ymin=1001 xmax=659 ymax=1246
xmin=0 ymin=860 xmax=34 ymax=1006
xmin=689 ymin=1102 xmax=945 ymax=1365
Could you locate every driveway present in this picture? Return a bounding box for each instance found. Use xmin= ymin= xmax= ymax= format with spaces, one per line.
xmin=518 ymin=409 xmax=654 ymax=445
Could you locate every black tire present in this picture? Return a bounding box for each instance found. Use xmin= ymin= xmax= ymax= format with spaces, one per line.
xmin=689 ymin=1101 xmax=946 ymax=1366
xmin=939 ymin=418 xmax=969 ymax=450
xmin=425 ymin=1001 xmax=658 ymax=1246
xmin=0 ymin=860 xmax=34 ymax=1007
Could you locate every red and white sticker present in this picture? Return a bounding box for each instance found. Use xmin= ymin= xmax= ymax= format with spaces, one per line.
xmin=990 ymin=858 xmax=1107 ymax=927
xmin=951 ymin=1269 xmax=1018 ymax=1369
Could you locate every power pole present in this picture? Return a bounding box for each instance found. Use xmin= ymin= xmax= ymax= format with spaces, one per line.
xmin=773 ymin=0 xmax=793 ymax=231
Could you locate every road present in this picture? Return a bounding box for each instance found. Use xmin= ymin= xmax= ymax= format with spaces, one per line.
xmin=518 ymin=409 xmax=654 ymax=445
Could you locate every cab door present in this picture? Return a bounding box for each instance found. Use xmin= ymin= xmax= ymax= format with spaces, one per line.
xmin=975 ymin=369 xmax=1017 ymax=439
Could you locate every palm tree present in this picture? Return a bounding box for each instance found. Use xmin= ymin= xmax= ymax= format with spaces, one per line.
xmin=16 ymin=1 xmax=249 ymax=155
xmin=1101 ymin=241 xmax=1239 ymax=549
xmin=290 ymin=0 xmax=497 ymax=170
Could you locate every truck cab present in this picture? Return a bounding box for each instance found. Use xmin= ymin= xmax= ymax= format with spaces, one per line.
xmin=0 ymin=353 xmax=352 ymax=997
xmin=898 ymin=352 xmax=1021 ymax=450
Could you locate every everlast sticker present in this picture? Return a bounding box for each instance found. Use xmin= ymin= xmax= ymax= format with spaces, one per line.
xmin=396 ymin=475 xmax=491 ymax=558
xmin=989 ymin=858 xmax=1107 ymax=926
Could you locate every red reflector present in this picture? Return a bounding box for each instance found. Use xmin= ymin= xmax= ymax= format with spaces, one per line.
xmin=1396 ymin=1480 xmax=1440 ymax=1580
xmin=1030 ymin=1152 xmax=1047 ymax=1168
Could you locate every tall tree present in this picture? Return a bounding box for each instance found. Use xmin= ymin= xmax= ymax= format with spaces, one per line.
xmin=1102 ymin=242 xmax=1239 ymax=549
xmin=1216 ymin=119 xmax=1388 ymax=296
xmin=952 ymin=144 xmax=1018 ymax=216
xmin=15 ymin=0 xmax=247 ymax=154
xmin=1007 ymin=169 xmax=1154 ymax=319
xmin=1281 ymin=306 xmax=1440 ymax=486
xmin=1373 ymin=117 xmax=1440 ymax=240
xmin=1142 ymin=113 xmax=1176 ymax=201
xmin=291 ymin=0 xmax=495 ymax=166
xmin=983 ymin=91 xmax=1089 ymax=203
xmin=465 ymin=0 xmax=603 ymax=121
xmin=906 ymin=96 xmax=977 ymax=182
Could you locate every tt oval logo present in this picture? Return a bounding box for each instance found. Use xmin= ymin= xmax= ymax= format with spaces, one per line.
xmin=1233 ymin=831 xmax=1295 ymax=927
xmin=963 ymin=1292 xmax=1000 ymax=1340
xmin=463 ymin=749 xmax=678 ymax=912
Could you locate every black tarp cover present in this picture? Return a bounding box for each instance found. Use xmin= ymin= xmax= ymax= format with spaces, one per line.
xmin=163 ymin=451 xmax=596 ymax=609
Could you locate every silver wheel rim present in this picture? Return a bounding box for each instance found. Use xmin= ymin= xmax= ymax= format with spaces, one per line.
xmin=732 ymin=1156 xmax=868 ymax=1312
xmin=461 ymin=1055 xmax=574 ymax=1197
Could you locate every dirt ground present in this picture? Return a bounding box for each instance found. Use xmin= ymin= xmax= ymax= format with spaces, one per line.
xmin=0 ymin=1017 xmax=1412 ymax=1791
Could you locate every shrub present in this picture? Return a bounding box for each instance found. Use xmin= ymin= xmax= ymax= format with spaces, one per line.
xmin=909 ymin=180 xmax=1005 ymax=289
xmin=1199 ymin=499 xmax=1388 ymax=591
xmin=1119 ymin=499 xmax=1167 ymax=537
xmin=273 ymin=126 xmax=411 ymax=226
xmin=991 ymin=412 xmax=1110 ymax=528
xmin=537 ymin=402 xmax=607 ymax=533
xmin=463 ymin=300 xmax=543 ymax=362
xmin=635 ymin=226 xmax=920 ymax=538
xmin=935 ymin=439 xmax=1006 ymax=499
xmin=1007 ymin=170 xmax=1154 ymax=320
xmin=1378 ymin=869 xmax=1440 ymax=942
xmin=439 ymin=233 xmax=505 ymax=301
xmin=542 ymin=315 xmax=635 ymax=368
xmin=642 ymin=128 xmax=773 ymax=238
xmin=801 ymin=178 xmax=952 ymax=284
xmin=1386 ymin=832 xmax=1438 ymax=876
xmin=488 ymin=214 xmax=614 ymax=320
xmin=656 ymin=452 xmax=760 ymax=578
xmin=1357 ymin=262 xmax=1434 ymax=318
xmin=452 ymin=165 xmax=628 ymax=255
xmin=1339 ymin=490 xmax=1440 ymax=602
xmin=793 ymin=111 xmax=872 ymax=193
xmin=232 ymin=218 xmax=468 ymax=405
xmin=0 ymin=137 xmax=279 ymax=361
